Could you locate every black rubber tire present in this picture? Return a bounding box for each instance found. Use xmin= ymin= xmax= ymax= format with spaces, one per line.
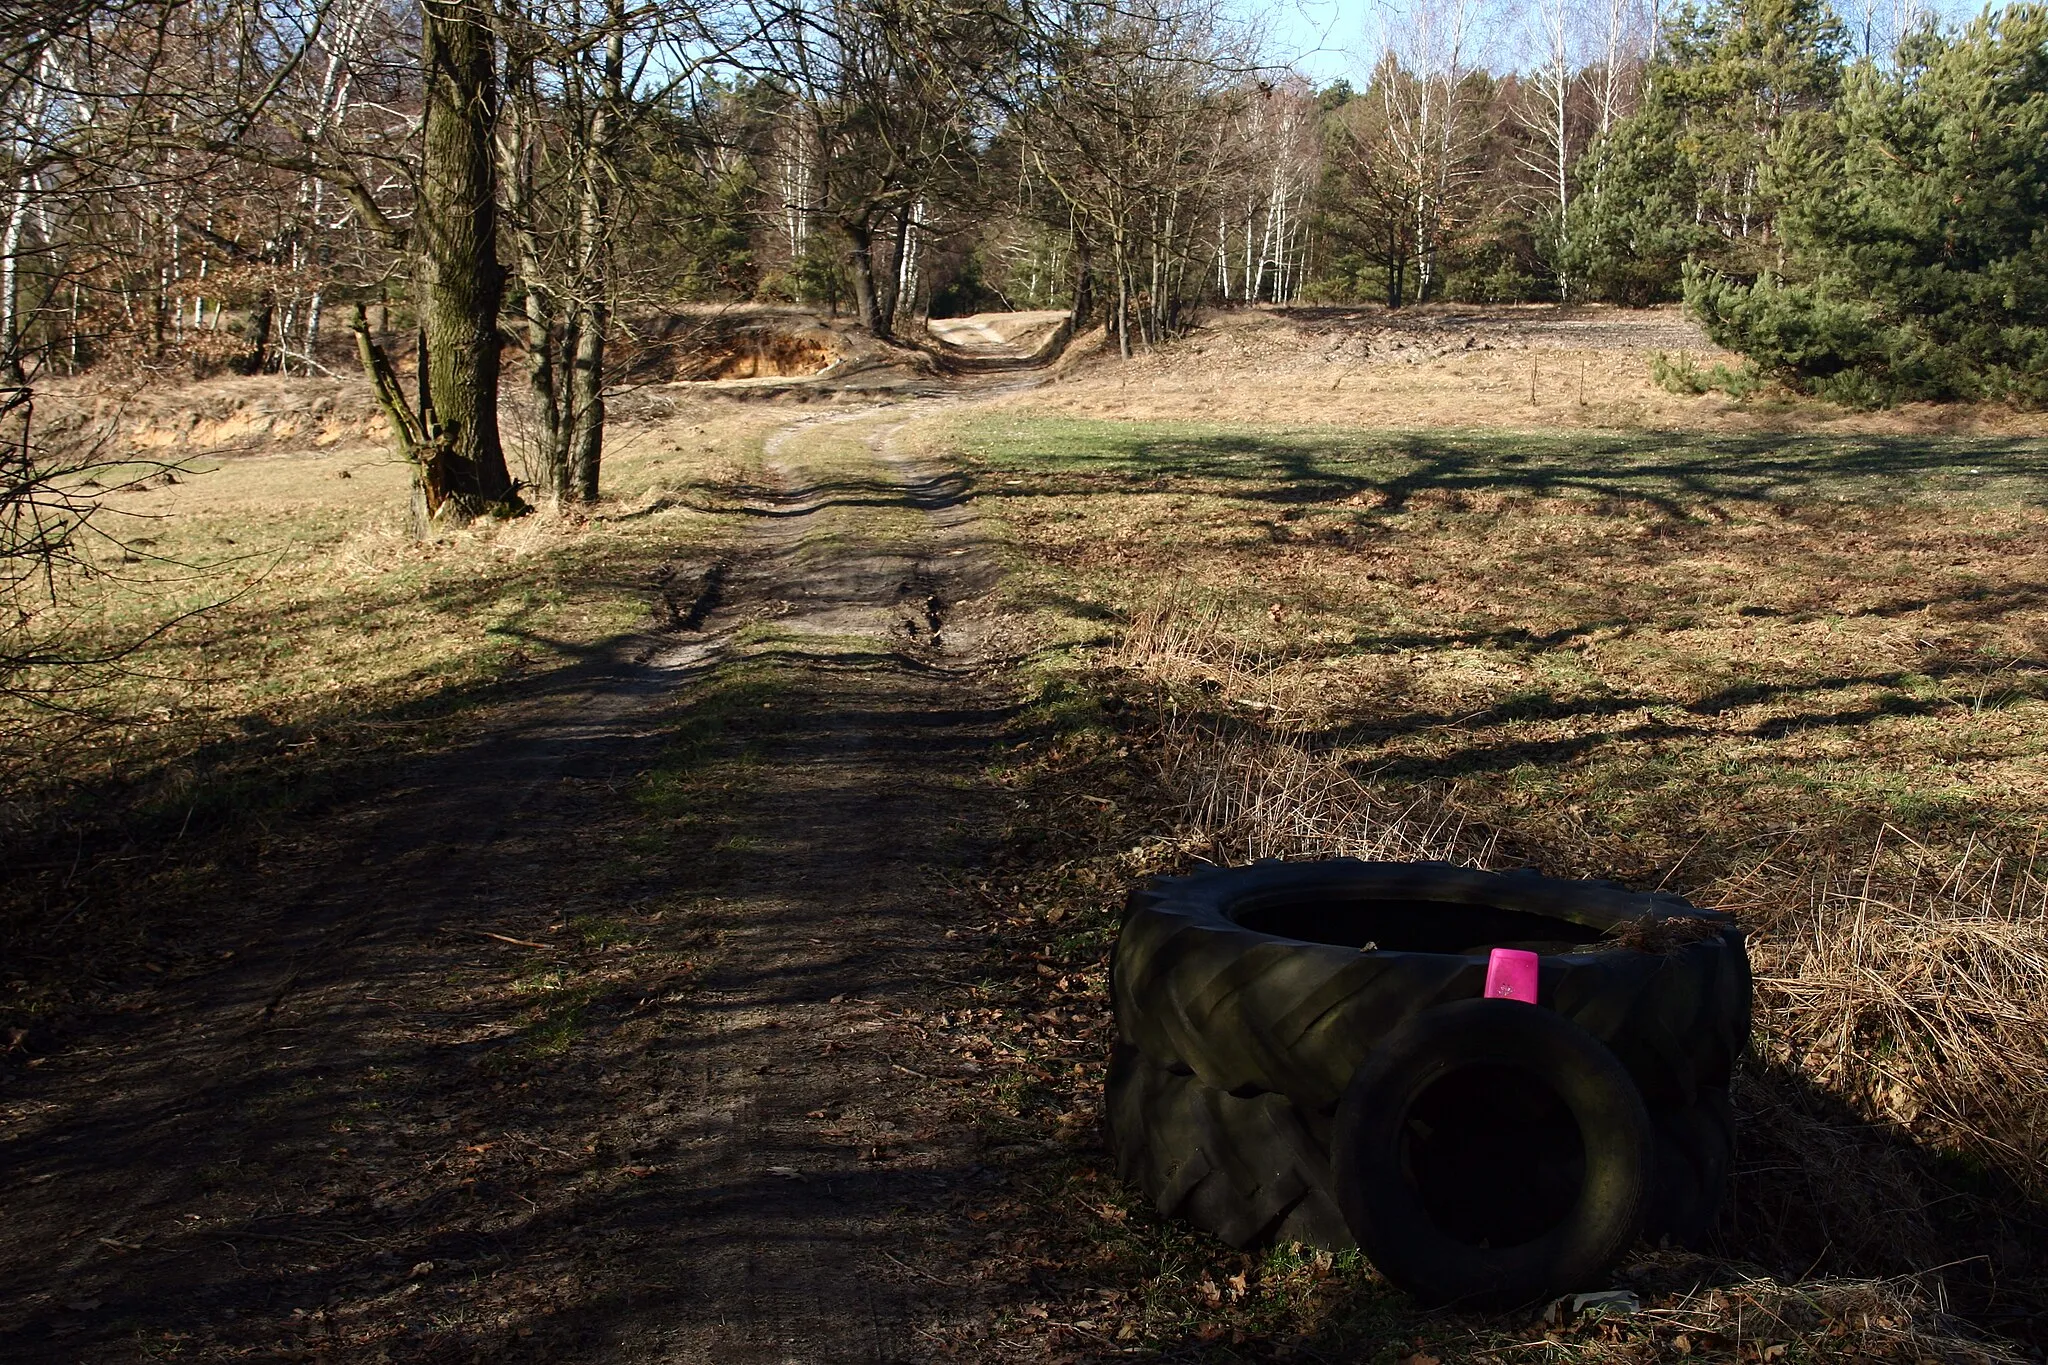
xmin=1111 ymin=859 xmax=1749 ymax=1115
xmin=1331 ymin=998 xmax=1654 ymax=1309
xmin=1105 ymin=1042 xmax=1352 ymax=1251
xmin=1641 ymin=1086 xmax=1735 ymax=1248
xmin=1104 ymin=1047 xmax=1733 ymax=1256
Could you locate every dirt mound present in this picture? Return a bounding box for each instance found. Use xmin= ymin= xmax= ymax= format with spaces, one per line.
xmin=29 ymin=375 xmax=386 ymax=460
xmin=617 ymin=307 xmax=950 ymax=396
xmin=686 ymin=331 xmax=835 ymax=380
xmin=623 ymin=312 xmax=845 ymax=383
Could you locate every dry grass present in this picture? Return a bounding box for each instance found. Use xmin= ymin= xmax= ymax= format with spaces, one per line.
xmin=1012 ymin=307 xmax=2048 ymax=438
xmin=1116 ymin=591 xmax=2048 ymax=1209
xmin=942 ymin=396 xmax=2048 ymax=1353
xmin=1114 ymin=589 xmax=2047 ymax=1264
xmin=1116 ymin=595 xmax=1495 ymax=867
xmin=953 ymin=654 xmax=2040 ymax=1362
xmin=1479 ymin=1265 xmax=2030 ymax=1364
xmin=1718 ymin=835 xmax=2048 ymax=1200
xmin=1 ymin=378 xmax=787 ymax=1015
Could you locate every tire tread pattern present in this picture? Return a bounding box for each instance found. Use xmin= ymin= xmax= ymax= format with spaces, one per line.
xmin=1106 ymin=860 xmax=1748 ymax=1256
xmin=1106 ymin=1043 xmax=1351 ymax=1250
xmin=1114 ymin=861 xmax=1749 ymax=1115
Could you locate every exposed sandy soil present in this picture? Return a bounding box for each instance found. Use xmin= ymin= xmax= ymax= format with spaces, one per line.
xmin=22 ymin=305 xmax=967 ymax=464
xmin=929 ymin=311 xmax=1072 ymax=356
xmin=28 ymin=373 xmax=392 ymax=460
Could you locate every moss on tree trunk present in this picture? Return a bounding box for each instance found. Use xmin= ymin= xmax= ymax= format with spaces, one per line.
xmin=416 ymin=0 xmax=519 ymax=521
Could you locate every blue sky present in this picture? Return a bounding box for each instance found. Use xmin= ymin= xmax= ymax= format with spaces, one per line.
xmin=1252 ymin=0 xmax=2014 ymax=83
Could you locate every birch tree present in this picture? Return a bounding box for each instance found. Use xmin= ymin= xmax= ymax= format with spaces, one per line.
xmin=1370 ymin=0 xmax=1492 ymax=303
xmin=1516 ymin=0 xmax=1576 ymax=295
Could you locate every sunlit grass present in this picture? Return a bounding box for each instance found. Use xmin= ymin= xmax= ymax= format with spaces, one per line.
xmin=931 ymin=413 xmax=2048 ymax=884
xmin=934 ymin=409 xmax=2048 ymax=1354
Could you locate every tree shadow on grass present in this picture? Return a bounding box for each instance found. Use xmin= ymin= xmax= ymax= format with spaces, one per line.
xmin=1723 ymin=1056 xmax=2048 ymax=1349
xmin=975 ymin=425 xmax=2048 ymax=517
xmin=0 ymin=590 xmax=709 ymax=1047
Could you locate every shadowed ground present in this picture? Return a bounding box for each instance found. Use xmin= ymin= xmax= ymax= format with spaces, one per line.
xmin=0 ymin=395 xmax=1027 ymax=1362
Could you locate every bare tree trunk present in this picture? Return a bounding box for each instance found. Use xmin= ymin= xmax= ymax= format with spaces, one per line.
xmin=236 ymin=292 xmax=274 ymax=374
xmin=415 ymin=0 xmax=517 ymax=520
xmin=1069 ymin=231 xmax=1092 ymax=329
xmin=1114 ymin=223 xmax=1131 ymax=360
xmin=844 ymin=218 xmax=883 ymax=337
xmin=501 ymin=59 xmax=564 ymax=500
xmin=566 ymin=4 xmax=622 ymax=507
xmin=876 ymin=199 xmax=911 ymax=336
xmin=1 ymin=173 xmax=31 ymax=381
xmin=569 ymin=306 xmax=603 ymax=503
xmin=894 ymin=197 xmax=922 ymax=329
xmin=1521 ymin=0 xmax=1576 ymax=299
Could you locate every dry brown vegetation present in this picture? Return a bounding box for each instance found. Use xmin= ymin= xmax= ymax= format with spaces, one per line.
xmin=910 ymin=310 xmax=2048 ymax=1356
xmin=5 ymin=307 xmax=2046 ymax=1362
xmin=1012 ymin=307 xmax=2048 ymax=438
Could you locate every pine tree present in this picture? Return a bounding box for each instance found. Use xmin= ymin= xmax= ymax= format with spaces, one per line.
xmin=1562 ymin=0 xmax=1848 ymax=302
xmin=1689 ymin=5 xmax=2048 ymax=405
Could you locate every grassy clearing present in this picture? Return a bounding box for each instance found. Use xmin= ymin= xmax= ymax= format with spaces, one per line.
xmin=935 ymin=414 xmax=2048 ymax=872
xmin=5 ymin=369 xmax=2041 ymax=1357
xmin=925 ymin=409 xmax=2048 ymax=1357
xmin=0 ymin=398 xmax=784 ymax=1020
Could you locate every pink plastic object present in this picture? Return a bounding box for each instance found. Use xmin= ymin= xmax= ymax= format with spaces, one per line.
xmin=1485 ymin=947 xmax=1541 ymax=1004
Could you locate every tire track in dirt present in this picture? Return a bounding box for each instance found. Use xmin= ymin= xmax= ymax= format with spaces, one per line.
xmin=0 ymin=384 xmax=1032 ymax=1362
xmin=614 ymin=399 xmax=1014 ymax=1361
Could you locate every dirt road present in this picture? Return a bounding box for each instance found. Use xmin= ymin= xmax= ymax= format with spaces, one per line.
xmin=0 ymin=376 xmax=1038 ymax=1360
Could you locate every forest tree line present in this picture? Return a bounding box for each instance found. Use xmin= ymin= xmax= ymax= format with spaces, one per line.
xmin=3 ymin=0 xmax=2045 ymax=520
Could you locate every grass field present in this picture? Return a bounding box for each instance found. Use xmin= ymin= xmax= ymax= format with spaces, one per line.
xmin=5 ymin=328 xmax=2046 ymax=1360
xmin=937 ymin=415 xmax=2048 ymax=867
xmin=922 ymin=408 xmax=2048 ymax=1353
xmin=0 ymin=400 xmax=784 ymax=1015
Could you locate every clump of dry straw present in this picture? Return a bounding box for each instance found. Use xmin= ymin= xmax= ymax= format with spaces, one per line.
xmin=1111 ymin=592 xmax=2048 ymax=1343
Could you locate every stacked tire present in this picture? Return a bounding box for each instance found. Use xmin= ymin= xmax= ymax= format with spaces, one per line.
xmin=1105 ymin=860 xmax=1750 ymax=1308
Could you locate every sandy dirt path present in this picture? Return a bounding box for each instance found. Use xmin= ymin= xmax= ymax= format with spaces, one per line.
xmin=0 ymin=390 xmax=1029 ymax=1362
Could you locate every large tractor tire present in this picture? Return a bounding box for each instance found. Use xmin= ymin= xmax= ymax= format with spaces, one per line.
xmin=1103 ymin=859 xmax=1750 ymax=1299
xmin=1330 ymin=999 xmax=1654 ymax=1308
xmin=1111 ymin=860 xmax=1749 ymax=1116
xmin=1105 ymin=1042 xmax=1350 ymax=1251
